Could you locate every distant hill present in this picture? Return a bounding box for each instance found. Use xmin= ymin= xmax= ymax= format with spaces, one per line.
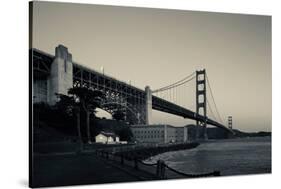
xmin=185 ymin=125 xmax=229 ymax=140
xmin=232 ymin=129 xmax=271 ymax=138
xmin=185 ymin=124 xmax=271 ymax=140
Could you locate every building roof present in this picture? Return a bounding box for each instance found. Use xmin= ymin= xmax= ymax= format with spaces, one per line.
xmin=99 ymin=131 xmax=118 ymax=138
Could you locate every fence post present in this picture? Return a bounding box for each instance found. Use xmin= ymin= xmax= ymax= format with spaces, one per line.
xmin=120 ymin=154 xmax=124 ymax=165
xmin=106 ymin=152 xmax=109 ymax=159
xmin=134 ymin=158 xmax=138 ymax=170
xmin=156 ymin=160 xmax=166 ymax=179
xmin=160 ymin=161 xmax=166 ymax=179
xmin=156 ymin=160 xmax=160 ymax=176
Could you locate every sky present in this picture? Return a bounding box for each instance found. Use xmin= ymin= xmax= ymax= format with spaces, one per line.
xmin=32 ymin=1 xmax=271 ymax=132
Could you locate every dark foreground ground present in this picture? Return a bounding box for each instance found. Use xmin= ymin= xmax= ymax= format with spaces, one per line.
xmin=31 ymin=152 xmax=158 ymax=188
xmin=31 ymin=142 xmax=219 ymax=188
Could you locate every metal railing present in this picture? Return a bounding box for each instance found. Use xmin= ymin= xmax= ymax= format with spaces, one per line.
xmin=95 ymin=149 xmax=220 ymax=179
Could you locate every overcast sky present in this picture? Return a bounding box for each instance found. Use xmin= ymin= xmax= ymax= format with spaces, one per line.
xmin=32 ymin=2 xmax=271 ymax=132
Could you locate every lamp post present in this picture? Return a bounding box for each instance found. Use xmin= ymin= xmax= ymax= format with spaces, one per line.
xmin=101 ymin=66 xmax=104 ymax=75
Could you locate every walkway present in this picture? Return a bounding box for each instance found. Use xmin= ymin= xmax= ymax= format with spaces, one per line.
xmin=32 ymin=152 xmax=158 ymax=187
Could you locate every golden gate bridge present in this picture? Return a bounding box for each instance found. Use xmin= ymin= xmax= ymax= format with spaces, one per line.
xmin=32 ymin=45 xmax=234 ymax=140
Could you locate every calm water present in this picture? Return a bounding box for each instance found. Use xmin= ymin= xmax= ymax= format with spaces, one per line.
xmin=145 ymin=137 xmax=271 ymax=176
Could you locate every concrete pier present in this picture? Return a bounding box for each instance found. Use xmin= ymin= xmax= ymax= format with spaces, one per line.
xmin=49 ymin=45 xmax=73 ymax=105
xmin=145 ymin=86 xmax=152 ymax=125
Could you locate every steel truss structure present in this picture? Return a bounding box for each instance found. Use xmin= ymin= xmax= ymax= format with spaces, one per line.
xmin=73 ymin=64 xmax=146 ymax=124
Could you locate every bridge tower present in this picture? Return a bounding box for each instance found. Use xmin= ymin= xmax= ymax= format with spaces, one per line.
xmin=145 ymin=86 xmax=152 ymax=125
xmin=49 ymin=45 xmax=73 ymax=105
xmin=228 ymin=116 xmax=233 ymax=130
xmin=196 ymin=69 xmax=207 ymax=140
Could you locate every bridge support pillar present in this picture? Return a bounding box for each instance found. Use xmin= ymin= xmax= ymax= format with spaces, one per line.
xmin=196 ymin=69 xmax=208 ymax=140
xmin=183 ymin=126 xmax=188 ymax=142
xmin=227 ymin=116 xmax=234 ymax=138
xmin=228 ymin=116 xmax=233 ymax=130
xmin=48 ymin=45 xmax=73 ymax=105
xmin=145 ymin=86 xmax=152 ymax=125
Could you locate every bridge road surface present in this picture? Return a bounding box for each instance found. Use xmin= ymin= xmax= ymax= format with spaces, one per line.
xmin=32 ymin=152 xmax=158 ymax=187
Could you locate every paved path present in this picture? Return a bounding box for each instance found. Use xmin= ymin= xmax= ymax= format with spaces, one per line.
xmin=32 ymin=152 xmax=158 ymax=187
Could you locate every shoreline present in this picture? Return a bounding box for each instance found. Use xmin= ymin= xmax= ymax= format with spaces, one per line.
xmin=110 ymin=142 xmax=200 ymax=161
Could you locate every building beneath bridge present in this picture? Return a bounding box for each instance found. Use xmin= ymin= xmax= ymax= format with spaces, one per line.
xmin=95 ymin=131 xmax=120 ymax=144
xmin=131 ymin=124 xmax=188 ymax=143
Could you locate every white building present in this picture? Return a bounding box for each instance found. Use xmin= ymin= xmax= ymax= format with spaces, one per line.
xmin=131 ymin=124 xmax=188 ymax=143
xmin=95 ymin=131 xmax=120 ymax=144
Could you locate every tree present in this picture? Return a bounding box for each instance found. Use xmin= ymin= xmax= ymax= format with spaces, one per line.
xmin=56 ymin=94 xmax=83 ymax=152
xmin=117 ymin=127 xmax=133 ymax=141
xmin=68 ymin=87 xmax=105 ymax=144
xmin=112 ymin=109 xmax=126 ymax=121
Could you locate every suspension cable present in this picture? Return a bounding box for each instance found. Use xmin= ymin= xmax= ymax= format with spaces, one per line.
xmin=152 ymin=72 xmax=195 ymax=93
xmin=207 ymin=99 xmax=217 ymax=121
xmin=206 ymin=73 xmax=223 ymax=123
xmin=153 ymin=75 xmax=196 ymax=93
